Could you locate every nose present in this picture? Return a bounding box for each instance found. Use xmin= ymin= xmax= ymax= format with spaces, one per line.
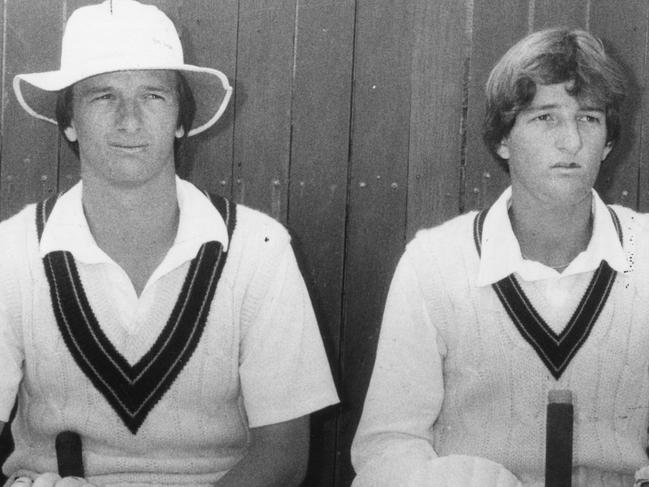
xmin=555 ymin=119 xmax=583 ymax=154
xmin=115 ymin=98 xmax=142 ymax=132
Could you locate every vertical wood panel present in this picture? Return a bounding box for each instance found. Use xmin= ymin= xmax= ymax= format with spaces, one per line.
xmin=406 ymin=0 xmax=468 ymax=238
xmin=288 ymin=3 xmax=355 ymax=484
xmin=635 ymin=5 xmax=649 ymax=212
xmin=590 ymin=1 xmax=648 ymax=209
xmin=173 ymin=0 xmax=238 ymax=196
xmin=532 ymin=0 xmax=588 ymax=29
xmin=232 ymin=0 xmax=296 ymax=221
xmin=1 ymin=0 xmax=63 ymax=218
xmin=463 ymin=0 xmax=529 ymax=211
xmin=0 ymin=7 xmax=7 ymax=479
xmin=338 ymin=0 xmax=413 ymax=485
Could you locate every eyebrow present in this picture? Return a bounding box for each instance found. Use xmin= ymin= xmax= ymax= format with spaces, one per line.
xmin=138 ymin=85 xmax=175 ymax=92
xmin=76 ymin=84 xmax=175 ymax=97
xmin=577 ymin=105 xmax=605 ymax=112
xmin=523 ymin=103 xmax=605 ymax=112
xmin=76 ymin=86 xmax=113 ymax=97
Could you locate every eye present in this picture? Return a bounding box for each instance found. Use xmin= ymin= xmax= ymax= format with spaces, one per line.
xmin=533 ymin=113 xmax=553 ymax=122
xmin=144 ymin=93 xmax=165 ymax=101
xmin=578 ymin=114 xmax=602 ymax=124
xmin=91 ymin=93 xmax=114 ymax=102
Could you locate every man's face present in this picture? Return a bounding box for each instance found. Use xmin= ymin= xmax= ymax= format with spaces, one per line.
xmin=497 ymin=82 xmax=612 ymax=207
xmin=65 ymin=70 xmax=183 ymax=187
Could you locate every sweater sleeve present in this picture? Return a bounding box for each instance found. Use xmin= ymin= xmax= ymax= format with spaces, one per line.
xmin=0 ymin=216 xmax=26 ymax=421
xmin=0 ymin=301 xmax=22 ymax=421
xmin=350 ymin=246 xmax=521 ymax=487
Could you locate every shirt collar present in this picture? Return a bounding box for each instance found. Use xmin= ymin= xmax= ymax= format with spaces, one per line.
xmin=476 ymin=186 xmax=629 ymax=286
xmin=40 ymin=177 xmax=229 ymax=277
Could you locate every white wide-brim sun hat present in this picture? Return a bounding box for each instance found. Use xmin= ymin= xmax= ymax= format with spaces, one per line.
xmin=13 ymin=0 xmax=233 ymax=137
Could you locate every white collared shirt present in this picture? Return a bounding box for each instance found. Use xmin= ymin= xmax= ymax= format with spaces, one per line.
xmin=477 ymin=186 xmax=628 ymax=285
xmin=39 ymin=177 xmax=229 ymax=334
xmin=476 ymin=187 xmax=630 ymax=334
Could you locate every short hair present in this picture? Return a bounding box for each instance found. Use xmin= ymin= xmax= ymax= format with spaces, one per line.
xmin=55 ymin=71 xmax=196 ymax=162
xmin=483 ymin=27 xmax=627 ymax=170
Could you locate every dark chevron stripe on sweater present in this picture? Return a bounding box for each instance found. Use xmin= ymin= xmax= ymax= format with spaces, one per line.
xmin=37 ymin=192 xmax=236 ymax=433
xmin=473 ymin=206 xmax=622 ymax=379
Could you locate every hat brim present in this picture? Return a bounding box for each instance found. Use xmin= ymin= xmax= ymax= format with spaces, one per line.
xmin=13 ymin=63 xmax=233 ymax=137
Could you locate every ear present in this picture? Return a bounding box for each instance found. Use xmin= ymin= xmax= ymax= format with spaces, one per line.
xmin=64 ymin=123 xmax=78 ymax=142
xmin=496 ymin=139 xmax=511 ymax=160
xmin=175 ymin=126 xmax=185 ymax=138
xmin=601 ymin=140 xmax=613 ymax=162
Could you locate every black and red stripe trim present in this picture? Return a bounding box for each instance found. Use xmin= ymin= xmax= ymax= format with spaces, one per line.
xmin=473 ymin=207 xmax=622 ymax=379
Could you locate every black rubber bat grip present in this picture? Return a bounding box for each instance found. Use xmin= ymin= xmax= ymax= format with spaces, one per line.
xmin=545 ymin=390 xmax=573 ymax=487
xmin=55 ymin=431 xmax=84 ymax=478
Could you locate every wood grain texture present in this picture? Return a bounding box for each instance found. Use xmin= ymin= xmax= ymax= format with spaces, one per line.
xmin=232 ymin=0 xmax=296 ymax=221
xmin=337 ymin=0 xmax=414 ymax=484
xmin=589 ymin=0 xmax=648 ymax=210
xmin=463 ymin=0 xmax=529 ymax=212
xmin=287 ymin=1 xmax=355 ymax=485
xmin=634 ymin=4 xmax=649 ymax=212
xmin=1 ymin=0 xmax=64 ymax=218
xmin=407 ymin=0 xmax=468 ymax=238
xmin=532 ymin=0 xmax=588 ymax=30
xmin=172 ymin=0 xmax=238 ymax=196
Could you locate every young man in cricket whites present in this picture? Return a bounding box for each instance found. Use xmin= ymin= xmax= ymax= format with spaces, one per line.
xmin=352 ymin=27 xmax=649 ymax=487
xmin=0 ymin=1 xmax=338 ymax=486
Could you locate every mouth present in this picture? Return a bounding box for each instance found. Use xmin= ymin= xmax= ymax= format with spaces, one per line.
xmin=110 ymin=143 xmax=148 ymax=153
xmin=551 ymin=162 xmax=581 ymax=170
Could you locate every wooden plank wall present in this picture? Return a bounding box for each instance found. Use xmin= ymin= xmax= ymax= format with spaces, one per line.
xmin=1 ymin=1 xmax=648 ymax=486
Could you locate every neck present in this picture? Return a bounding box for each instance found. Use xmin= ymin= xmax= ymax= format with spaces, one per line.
xmin=83 ymin=175 xmax=178 ymax=243
xmin=81 ymin=172 xmax=179 ymax=295
xmin=509 ymin=189 xmax=593 ymax=270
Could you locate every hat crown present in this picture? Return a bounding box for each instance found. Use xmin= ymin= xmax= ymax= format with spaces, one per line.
xmin=61 ymin=0 xmax=184 ymax=71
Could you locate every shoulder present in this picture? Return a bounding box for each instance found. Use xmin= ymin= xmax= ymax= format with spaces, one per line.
xmin=0 ymin=203 xmax=38 ymax=249
xmin=225 ymin=203 xmax=293 ymax=276
xmin=598 ymin=204 xmax=649 ymax=279
xmin=0 ymin=203 xmax=40 ymax=287
xmin=224 ymin=204 xmax=300 ymax=311
xmin=607 ymin=203 xmax=649 ymax=244
xmin=231 ymin=203 xmax=291 ymax=250
xmin=178 ymin=179 xmax=290 ymax=249
xmin=389 ymin=211 xmax=480 ymax=290
xmin=608 ymin=203 xmax=649 ymax=225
